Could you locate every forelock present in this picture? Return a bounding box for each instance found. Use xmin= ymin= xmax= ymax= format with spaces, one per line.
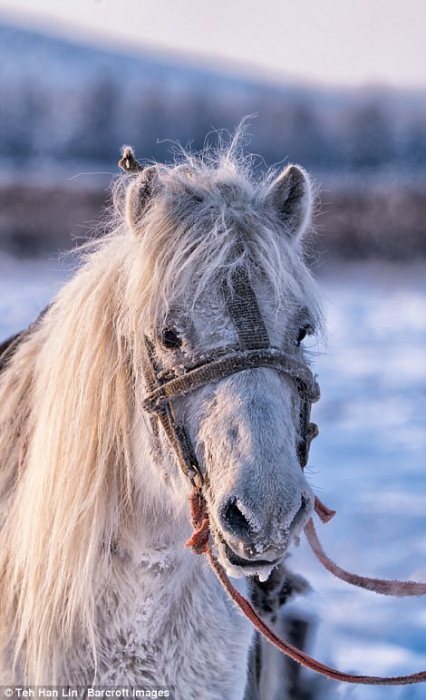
xmin=118 ymin=142 xmax=322 ymax=334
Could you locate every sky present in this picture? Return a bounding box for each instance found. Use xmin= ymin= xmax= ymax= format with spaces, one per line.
xmin=0 ymin=0 xmax=425 ymax=88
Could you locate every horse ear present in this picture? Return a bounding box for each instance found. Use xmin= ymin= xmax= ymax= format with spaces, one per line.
xmin=125 ymin=166 xmax=157 ymax=233
xmin=265 ymin=165 xmax=312 ymax=240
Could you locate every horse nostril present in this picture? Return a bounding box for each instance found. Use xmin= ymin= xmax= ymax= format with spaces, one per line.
xmin=221 ymin=498 xmax=251 ymax=539
xmin=290 ymin=493 xmax=312 ymax=532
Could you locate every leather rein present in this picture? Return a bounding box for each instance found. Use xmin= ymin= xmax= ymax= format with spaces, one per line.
xmin=140 ymin=265 xmax=426 ymax=687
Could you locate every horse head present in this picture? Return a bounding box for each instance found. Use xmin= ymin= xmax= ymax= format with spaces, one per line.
xmin=124 ymin=148 xmax=322 ymax=580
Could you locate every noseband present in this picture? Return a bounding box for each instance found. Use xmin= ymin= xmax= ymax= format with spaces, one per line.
xmin=141 ymin=265 xmax=320 ymax=488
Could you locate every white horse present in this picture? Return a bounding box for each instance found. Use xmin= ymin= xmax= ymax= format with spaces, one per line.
xmin=0 ymin=139 xmax=323 ymax=696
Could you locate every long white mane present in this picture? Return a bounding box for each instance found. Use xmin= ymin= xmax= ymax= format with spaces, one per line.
xmin=0 ymin=138 xmax=322 ymax=682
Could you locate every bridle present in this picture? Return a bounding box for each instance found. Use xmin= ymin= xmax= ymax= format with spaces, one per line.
xmin=118 ymin=147 xmax=319 ymax=486
xmin=142 ymin=265 xmax=320 ymax=489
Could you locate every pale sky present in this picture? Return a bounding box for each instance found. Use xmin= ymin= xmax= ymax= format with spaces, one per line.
xmin=0 ymin=0 xmax=425 ymax=88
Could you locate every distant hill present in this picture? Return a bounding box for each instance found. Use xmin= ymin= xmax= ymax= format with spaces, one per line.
xmin=0 ymin=21 xmax=425 ymax=175
xmin=0 ymin=21 xmax=284 ymax=94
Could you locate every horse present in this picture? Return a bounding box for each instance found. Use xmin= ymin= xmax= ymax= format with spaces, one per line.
xmin=0 ymin=138 xmax=324 ymax=696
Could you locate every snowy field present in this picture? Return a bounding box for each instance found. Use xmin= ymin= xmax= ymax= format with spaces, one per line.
xmin=292 ymin=262 xmax=426 ymax=700
xmin=0 ymin=256 xmax=425 ymax=699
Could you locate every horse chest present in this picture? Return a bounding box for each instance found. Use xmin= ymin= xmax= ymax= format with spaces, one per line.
xmin=95 ymin=553 xmax=254 ymax=699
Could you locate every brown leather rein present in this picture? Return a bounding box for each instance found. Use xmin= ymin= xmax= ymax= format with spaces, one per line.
xmin=140 ymin=265 xmax=426 ymax=687
xmin=187 ymin=488 xmax=426 ymax=686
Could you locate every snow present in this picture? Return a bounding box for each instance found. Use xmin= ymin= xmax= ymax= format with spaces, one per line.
xmin=291 ymin=262 xmax=426 ymax=699
xmin=0 ymin=254 xmax=67 ymax=336
xmin=1 ymin=257 xmax=425 ymax=697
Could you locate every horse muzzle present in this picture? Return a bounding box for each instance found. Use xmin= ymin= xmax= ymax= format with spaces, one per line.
xmin=212 ymin=492 xmax=313 ymax=577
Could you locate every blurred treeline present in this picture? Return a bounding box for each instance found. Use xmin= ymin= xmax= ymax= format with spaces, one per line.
xmin=0 ymin=22 xmax=425 ymax=259
xmin=4 ymin=85 xmax=426 ymax=174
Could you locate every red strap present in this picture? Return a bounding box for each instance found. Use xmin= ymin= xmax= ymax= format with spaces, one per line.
xmin=314 ymin=496 xmax=336 ymax=523
xmin=186 ymin=489 xmax=426 ymax=686
xmin=206 ymin=546 xmax=426 ymax=686
xmin=305 ymin=513 xmax=426 ymax=596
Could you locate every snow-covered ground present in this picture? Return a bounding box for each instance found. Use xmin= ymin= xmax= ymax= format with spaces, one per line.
xmin=292 ymin=262 xmax=426 ymax=700
xmin=1 ymin=256 xmax=425 ymax=698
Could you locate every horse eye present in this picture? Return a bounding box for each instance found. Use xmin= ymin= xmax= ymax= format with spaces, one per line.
xmin=296 ymin=326 xmax=308 ymax=346
xmin=161 ymin=328 xmax=182 ymax=350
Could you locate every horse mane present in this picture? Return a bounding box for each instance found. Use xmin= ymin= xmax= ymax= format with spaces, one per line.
xmin=0 ymin=136 xmax=322 ymax=681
